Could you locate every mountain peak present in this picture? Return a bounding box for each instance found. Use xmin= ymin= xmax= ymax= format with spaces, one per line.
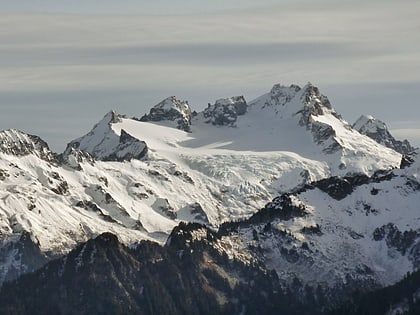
xmin=139 ymin=96 xmax=192 ymax=132
xmin=63 ymin=111 xmax=147 ymax=162
xmin=251 ymin=83 xmax=334 ymax=118
xmin=353 ymin=115 xmax=416 ymax=155
xmin=0 ymin=129 xmax=56 ymax=162
xmin=104 ymin=110 xmax=122 ymax=124
xmin=257 ymin=83 xmax=302 ymax=108
xmin=353 ymin=115 xmax=384 ymax=131
xmin=202 ymin=95 xmax=248 ymax=126
xmin=298 ymin=82 xmax=337 ymax=124
xmin=92 ymin=232 xmax=120 ymax=248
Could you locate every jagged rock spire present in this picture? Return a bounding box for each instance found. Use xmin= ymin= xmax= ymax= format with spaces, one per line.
xmin=140 ymin=96 xmax=192 ymax=132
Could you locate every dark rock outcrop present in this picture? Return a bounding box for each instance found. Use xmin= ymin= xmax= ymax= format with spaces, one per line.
xmin=310 ymin=121 xmax=342 ymax=153
xmin=107 ymin=129 xmax=148 ymax=162
xmin=373 ymin=223 xmax=419 ymax=256
xmin=268 ymin=84 xmax=301 ymax=107
xmin=140 ymin=96 xmax=192 ymax=132
xmin=203 ymin=96 xmax=248 ymax=126
xmin=298 ymin=83 xmax=340 ymax=126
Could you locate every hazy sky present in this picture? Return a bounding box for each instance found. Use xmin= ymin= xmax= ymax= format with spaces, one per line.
xmin=0 ymin=0 xmax=419 ymax=151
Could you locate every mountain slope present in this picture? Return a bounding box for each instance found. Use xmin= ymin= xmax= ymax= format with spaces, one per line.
xmin=1 ymin=207 xmax=418 ymax=315
xmin=329 ymin=269 xmax=420 ymax=315
xmin=0 ymin=230 xmax=314 ymax=315
xmin=216 ymin=161 xmax=420 ymax=289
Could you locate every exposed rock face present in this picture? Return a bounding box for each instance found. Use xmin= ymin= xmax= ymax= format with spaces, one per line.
xmin=308 ymin=174 xmax=370 ymax=200
xmin=289 ymin=84 xmax=344 ymax=154
xmin=310 ymin=121 xmax=341 ymax=153
xmin=261 ymin=84 xmax=301 ymax=108
xmin=255 ymin=194 xmax=308 ymax=222
xmin=187 ymin=202 xmax=209 ymax=224
xmin=63 ymin=111 xmax=148 ymax=162
xmin=353 ymin=115 xmax=416 ymax=155
xmin=203 ymin=96 xmax=248 ymax=126
xmin=303 ymin=169 xmax=398 ymax=201
xmin=400 ymin=154 xmax=416 ymax=169
xmin=298 ymin=83 xmax=339 ymax=126
xmin=0 ymin=129 xmax=57 ymax=163
xmin=373 ymin=223 xmax=419 ymax=257
xmin=140 ymin=96 xmax=192 ymax=132
xmin=107 ymin=129 xmax=148 ymax=162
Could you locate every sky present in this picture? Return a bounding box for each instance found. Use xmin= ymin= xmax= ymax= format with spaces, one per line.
xmin=0 ymin=0 xmax=419 ymax=152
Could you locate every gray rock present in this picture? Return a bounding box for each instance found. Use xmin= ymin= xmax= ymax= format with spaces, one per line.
xmin=311 ymin=121 xmax=341 ymax=153
xmin=140 ymin=96 xmax=192 ymax=132
xmin=203 ymin=96 xmax=248 ymax=126
xmin=298 ymin=83 xmax=339 ymax=126
xmin=106 ymin=129 xmax=148 ymax=162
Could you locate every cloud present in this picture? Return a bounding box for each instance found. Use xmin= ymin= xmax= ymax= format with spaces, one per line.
xmin=0 ymin=1 xmax=418 ymax=91
xmin=0 ymin=0 xmax=286 ymax=15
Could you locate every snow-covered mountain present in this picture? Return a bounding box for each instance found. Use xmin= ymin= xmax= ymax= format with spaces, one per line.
xmin=0 ymin=83 xmax=417 ymax=291
xmin=353 ymin=114 xmax=416 ymax=155
xmin=63 ymin=110 xmax=148 ymax=162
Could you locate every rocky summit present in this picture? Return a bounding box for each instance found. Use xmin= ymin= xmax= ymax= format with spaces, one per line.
xmin=353 ymin=114 xmax=416 ymax=155
xmin=139 ymin=96 xmax=192 ymax=132
xmin=203 ymin=96 xmax=248 ymax=126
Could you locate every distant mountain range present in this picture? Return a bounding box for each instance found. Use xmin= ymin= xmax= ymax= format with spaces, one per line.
xmin=0 ymin=83 xmax=418 ymax=314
